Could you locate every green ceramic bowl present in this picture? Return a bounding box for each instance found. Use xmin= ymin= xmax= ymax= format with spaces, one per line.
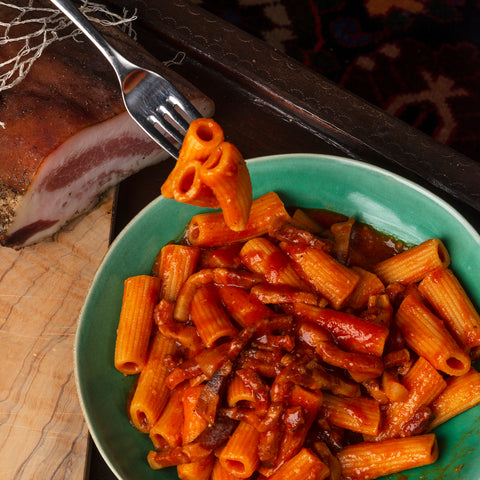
xmin=75 ymin=154 xmax=480 ymax=480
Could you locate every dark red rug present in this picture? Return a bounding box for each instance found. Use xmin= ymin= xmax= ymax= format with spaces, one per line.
xmin=198 ymin=0 xmax=480 ymax=161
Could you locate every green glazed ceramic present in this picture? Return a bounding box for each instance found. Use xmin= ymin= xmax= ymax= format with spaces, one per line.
xmin=75 ymin=154 xmax=480 ymax=480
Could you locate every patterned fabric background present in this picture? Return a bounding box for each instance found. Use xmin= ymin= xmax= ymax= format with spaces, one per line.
xmin=197 ymin=0 xmax=480 ymax=161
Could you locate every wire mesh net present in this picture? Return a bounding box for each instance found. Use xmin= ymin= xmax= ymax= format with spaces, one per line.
xmin=0 ymin=0 xmax=137 ymax=93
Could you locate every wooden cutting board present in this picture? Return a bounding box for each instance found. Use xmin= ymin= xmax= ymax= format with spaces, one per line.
xmin=0 ymin=191 xmax=113 ymax=480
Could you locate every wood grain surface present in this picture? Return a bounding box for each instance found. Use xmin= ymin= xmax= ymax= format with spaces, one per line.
xmin=0 ymin=191 xmax=113 ymax=480
xmin=2 ymin=1 xmax=479 ymax=480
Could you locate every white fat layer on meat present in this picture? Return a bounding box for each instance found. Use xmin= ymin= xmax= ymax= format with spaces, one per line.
xmin=7 ymin=111 xmax=168 ymax=246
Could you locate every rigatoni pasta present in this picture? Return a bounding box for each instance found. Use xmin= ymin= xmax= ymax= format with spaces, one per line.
xmin=177 ymin=454 xmax=215 ymax=480
xmin=395 ymin=293 xmax=471 ymax=376
xmin=239 ymin=237 xmax=307 ymax=289
xmin=418 ymin=267 xmax=480 ymax=350
xmin=114 ymin=275 xmax=161 ymax=375
xmin=373 ymin=238 xmax=450 ymax=285
xmin=280 ymin=241 xmax=360 ymax=309
xmin=128 ymin=333 xmax=177 ymax=433
xmin=149 ymin=381 xmax=187 ymax=449
xmin=152 ymin=244 xmax=200 ymax=301
xmin=200 ymin=141 xmax=252 ymax=232
xmin=337 ymin=434 xmax=439 ymax=479
xmin=190 ymin=285 xmax=238 ymax=348
xmin=321 ymin=392 xmax=381 ymax=436
xmin=218 ymin=421 xmax=260 ymax=478
xmin=267 ymin=448 xmax=330 ymax=480
xmin=113 ymin=191 xmax=480 ymax=480
xmin=161 ymin=118 xmax=252 ymax=230
xmin=429 ymin=367 xmax=480 ymax=429
xmin=185 ymin=191 xmax=290 ymax=247
xmin=182 ymin=385 xmax=209 ymax=444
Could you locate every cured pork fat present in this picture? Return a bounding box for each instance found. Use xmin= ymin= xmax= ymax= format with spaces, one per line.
xmin=0 ymin=10 xmax=214 ymax=248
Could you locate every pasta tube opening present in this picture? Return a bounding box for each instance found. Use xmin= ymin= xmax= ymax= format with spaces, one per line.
xmin=219 ymin=421 xmax=259 ymax=478
xmin=446 ymin=355 xmax=469 ymax=372
xmin=180 ymin=117 xmax=225 ymax=163
xmin=196 ymin=123 xmax=217 ymax=142
xmin=223 ymin=460 xmax=248 ymax=476
xmin=119 ymin=361 xmax=139 ymax=373
xmin=131 ymin=410 xmax=148 ymax=432
xmin=177 ymin=164 xmax=197 ymax=194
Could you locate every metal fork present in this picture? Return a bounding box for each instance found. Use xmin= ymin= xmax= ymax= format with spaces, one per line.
xmin=49 ymin=0 xmax=201 ymax=159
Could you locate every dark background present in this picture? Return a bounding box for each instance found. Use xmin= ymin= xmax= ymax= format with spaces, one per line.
xmin=198 ymin=0 xmax=480 ymax=161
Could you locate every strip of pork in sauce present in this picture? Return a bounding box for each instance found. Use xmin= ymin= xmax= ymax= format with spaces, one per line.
xmin=0 ymin=6 xmax=214 ymax=248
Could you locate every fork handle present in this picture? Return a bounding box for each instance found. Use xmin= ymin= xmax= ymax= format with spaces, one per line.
xmin=49 ymin=0 xmax=134 ymax=80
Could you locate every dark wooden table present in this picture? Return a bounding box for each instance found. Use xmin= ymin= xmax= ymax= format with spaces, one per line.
xmin=88 ymin=0 xmax=480 ymax=478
